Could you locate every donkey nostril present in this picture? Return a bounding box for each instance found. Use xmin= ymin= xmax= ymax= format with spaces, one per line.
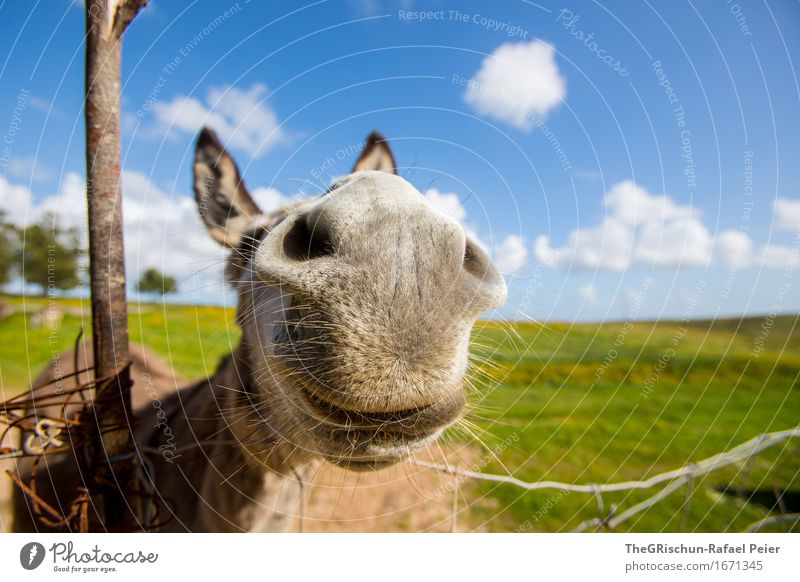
xmin=463 ymin=240 xmax=482 ymax=275
xmin=282 ymin=215 xmax=335 ymax=261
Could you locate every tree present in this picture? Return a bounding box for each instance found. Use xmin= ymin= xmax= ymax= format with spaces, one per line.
xmin=17 ymin=213 xmax=82 ymax=295
xmin=136 ymin=267 xmax=177 ymax=296
xmin=0 ymin=211 xmax=18 ymax=286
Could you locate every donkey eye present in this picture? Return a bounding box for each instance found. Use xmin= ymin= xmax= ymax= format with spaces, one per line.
xmin=282 ymin=215 xmax=335 ymax=261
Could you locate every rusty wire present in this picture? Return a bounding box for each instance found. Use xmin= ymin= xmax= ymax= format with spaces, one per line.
xmin=0 ymin=335 xmax=175 ymax=532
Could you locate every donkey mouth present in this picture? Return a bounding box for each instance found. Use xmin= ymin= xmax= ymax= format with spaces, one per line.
xmin=296 ymin=387 xmax=463 ymax=469
xmin=298 ymin=387 xmax=463 ymax=436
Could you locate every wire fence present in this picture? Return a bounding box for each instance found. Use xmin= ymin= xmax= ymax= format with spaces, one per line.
xmin=410 ymin=427 xmax=800 ymax=533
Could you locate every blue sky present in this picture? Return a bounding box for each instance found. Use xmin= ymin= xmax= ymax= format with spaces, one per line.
xmin=1 ymin=0 xmax=799 ymax=322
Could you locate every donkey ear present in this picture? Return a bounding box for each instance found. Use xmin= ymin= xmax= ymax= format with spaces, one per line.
xmin=193 ymin=127 xmax=261 ymax=247
xmin=353 ymin=131 xmax=396 ymax=174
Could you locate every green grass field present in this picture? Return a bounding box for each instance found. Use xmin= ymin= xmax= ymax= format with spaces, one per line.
xmin=1 ymin=294 xmax=798 ymax=532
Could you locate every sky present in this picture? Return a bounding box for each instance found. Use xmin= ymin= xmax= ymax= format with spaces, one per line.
xmin=0 ymin=0 xmax=799 ymax=322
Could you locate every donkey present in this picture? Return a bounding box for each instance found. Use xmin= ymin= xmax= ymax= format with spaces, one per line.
xmin=12 ymin=129 xmax=507 ymax=532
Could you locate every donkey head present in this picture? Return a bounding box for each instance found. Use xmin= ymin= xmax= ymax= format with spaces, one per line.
xmin=194 ymin=129 xmax=507 ymax=470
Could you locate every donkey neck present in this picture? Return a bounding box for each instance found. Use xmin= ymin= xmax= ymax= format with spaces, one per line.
xmin=190 ymin=342 xmax=300 ymax=475
xmin=138 ymin=341 xmax=315 ymax=532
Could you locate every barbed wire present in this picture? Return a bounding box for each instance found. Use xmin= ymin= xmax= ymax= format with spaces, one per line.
xmin=410 ymin=427 xmax=800 ymax=532
xmin=0 ymin=348 xmax=174 ymax=532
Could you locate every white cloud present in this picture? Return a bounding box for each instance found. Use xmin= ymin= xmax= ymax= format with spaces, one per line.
xmin=635 ymin=217 xmax=713 ymax=268
xmin=463 ymin=40 xmax=566 ymax=131
xmin=151 ymin=83 xmax=286 ymax=158
xmin=577 ymin=283 xmax=598 ymax=303
xmin=34 ymin=172 xmax=87 ymax=231
xmin=715 ymin=229 xmax=798 ymax=270
xmin=535 ymin=181 xmax=712 ymax=271
xmin=424 ymin=188 xmax=467 ymax=223
xmin=715 ymin=230 xmax=753 ymax=267
xmin=774 ymin=198 xmax=800 ymax=231
xmin=252 ymin=187 xmax=294 ymax=213
xmin=535 ymin=217 xmax=634 ymax=271
xmin=0 ymin=172 xmax=83 ymax=228
xmin=8 ymin=157 xmax=53 ymax=182
xmin=493 ymin=234 xmax=528 ymax=275
xmin=537 ymin=181 xmax=800 ymax=272
xmin=756 ymin=244 xmax=798 ymax=269
xmin=0 ymin=175 xmax=36 ymax=225
xmin=534 ymin=234 xmax=557 ymax=269
xmin=605 ymin=180 xmax=697 ymax=226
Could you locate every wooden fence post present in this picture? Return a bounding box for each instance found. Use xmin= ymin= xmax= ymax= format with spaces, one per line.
xmin=84 ymin=0 xmax=147 ymax=530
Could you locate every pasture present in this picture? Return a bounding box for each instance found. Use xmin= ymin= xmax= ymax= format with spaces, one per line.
xmin=1 ymin=294 xmax=797 ymax=532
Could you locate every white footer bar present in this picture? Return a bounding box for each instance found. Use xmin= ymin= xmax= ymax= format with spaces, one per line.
xmin=2 ymin=533 xmax=797 ymax=581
